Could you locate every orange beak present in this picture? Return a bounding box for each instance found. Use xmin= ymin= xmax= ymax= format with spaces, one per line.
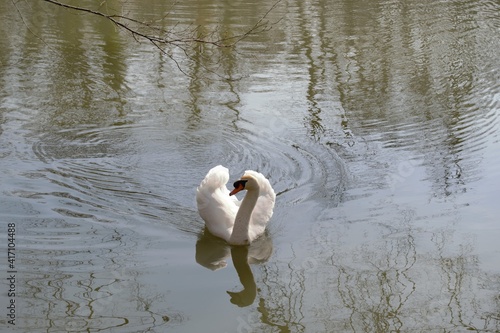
xmin=229 ymin=181 xmax=246 ymax=196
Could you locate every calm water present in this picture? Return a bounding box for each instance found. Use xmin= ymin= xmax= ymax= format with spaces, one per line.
xmin=1 ymin=0 xmax=499 ymax=332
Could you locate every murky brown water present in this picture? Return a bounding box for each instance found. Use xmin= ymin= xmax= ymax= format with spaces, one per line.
xmin=1 ymin=0 xmax=499 ymax=332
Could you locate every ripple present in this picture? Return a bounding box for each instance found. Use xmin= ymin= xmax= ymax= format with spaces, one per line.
xmin=452 ymin=106 xmax=499 ymax=154
xmin=28 ymin=123 xmax=179 ymax=220
xmin=32 ymin=122 xmax=138 ymax=163
xmin=193 ymin=112 xmax=350 ymax=211
xmin=15 ymin=216 xmax=178 ymax=333
xmin=10 ymin=214 xmax=132 ymax=273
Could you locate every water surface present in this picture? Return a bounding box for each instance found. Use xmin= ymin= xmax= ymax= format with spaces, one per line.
xmin=1 ymin=0 xmax=499 ymax=332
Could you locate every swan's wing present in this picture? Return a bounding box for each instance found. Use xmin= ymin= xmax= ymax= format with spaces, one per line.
xmin=244 ymin=170 xmax=276 ymax=240
xmin=196 ymin=165 xmax=239 ymax=240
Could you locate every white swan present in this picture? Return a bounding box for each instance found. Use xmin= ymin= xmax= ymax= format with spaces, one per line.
xmin=196 ymin=165 xmax=276 ymax=245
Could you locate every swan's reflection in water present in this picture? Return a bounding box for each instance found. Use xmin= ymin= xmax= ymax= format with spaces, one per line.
xmin=195 ymin=230 xmax=273 ymax=307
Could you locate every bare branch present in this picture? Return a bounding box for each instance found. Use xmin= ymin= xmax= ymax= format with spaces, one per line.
xmin=42 ymin=0 xmax=167 ymax=44
xmin=29 ymin=0 xmax=284 ymax=79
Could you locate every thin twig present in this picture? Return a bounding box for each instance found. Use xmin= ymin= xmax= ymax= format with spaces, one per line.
xmin=34 ymin=0 xmax=283 ymax=79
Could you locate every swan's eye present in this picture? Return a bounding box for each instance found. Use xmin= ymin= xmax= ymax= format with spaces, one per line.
xmin=233 ymin=180 xmax=248 ymax=189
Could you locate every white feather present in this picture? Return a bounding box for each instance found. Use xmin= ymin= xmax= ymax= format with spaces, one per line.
xmin=196 ymin=165 xmax=276 ymax=245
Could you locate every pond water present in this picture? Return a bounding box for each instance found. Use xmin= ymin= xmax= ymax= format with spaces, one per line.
xmin=1 ymin=0 xmax=499 ymax=332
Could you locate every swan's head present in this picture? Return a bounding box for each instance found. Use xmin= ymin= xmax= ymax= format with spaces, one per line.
xmin=229 ymin=174 xmax=259 ymax=196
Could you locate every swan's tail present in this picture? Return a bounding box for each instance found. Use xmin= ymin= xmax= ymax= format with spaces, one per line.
xmin=197 ymin=165 xmax=229 ymax=191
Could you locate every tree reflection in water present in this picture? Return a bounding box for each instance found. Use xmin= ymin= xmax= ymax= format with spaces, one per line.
xmin=255 ymin=209 xmax=500 ymax=332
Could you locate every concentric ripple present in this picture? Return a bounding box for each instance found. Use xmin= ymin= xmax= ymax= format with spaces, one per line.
xmin=185 ymin=108 xmax=351 ymax=218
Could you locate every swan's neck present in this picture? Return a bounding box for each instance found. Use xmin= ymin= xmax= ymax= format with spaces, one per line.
xmin=229 ymin=188 xmax=259 ymax=245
